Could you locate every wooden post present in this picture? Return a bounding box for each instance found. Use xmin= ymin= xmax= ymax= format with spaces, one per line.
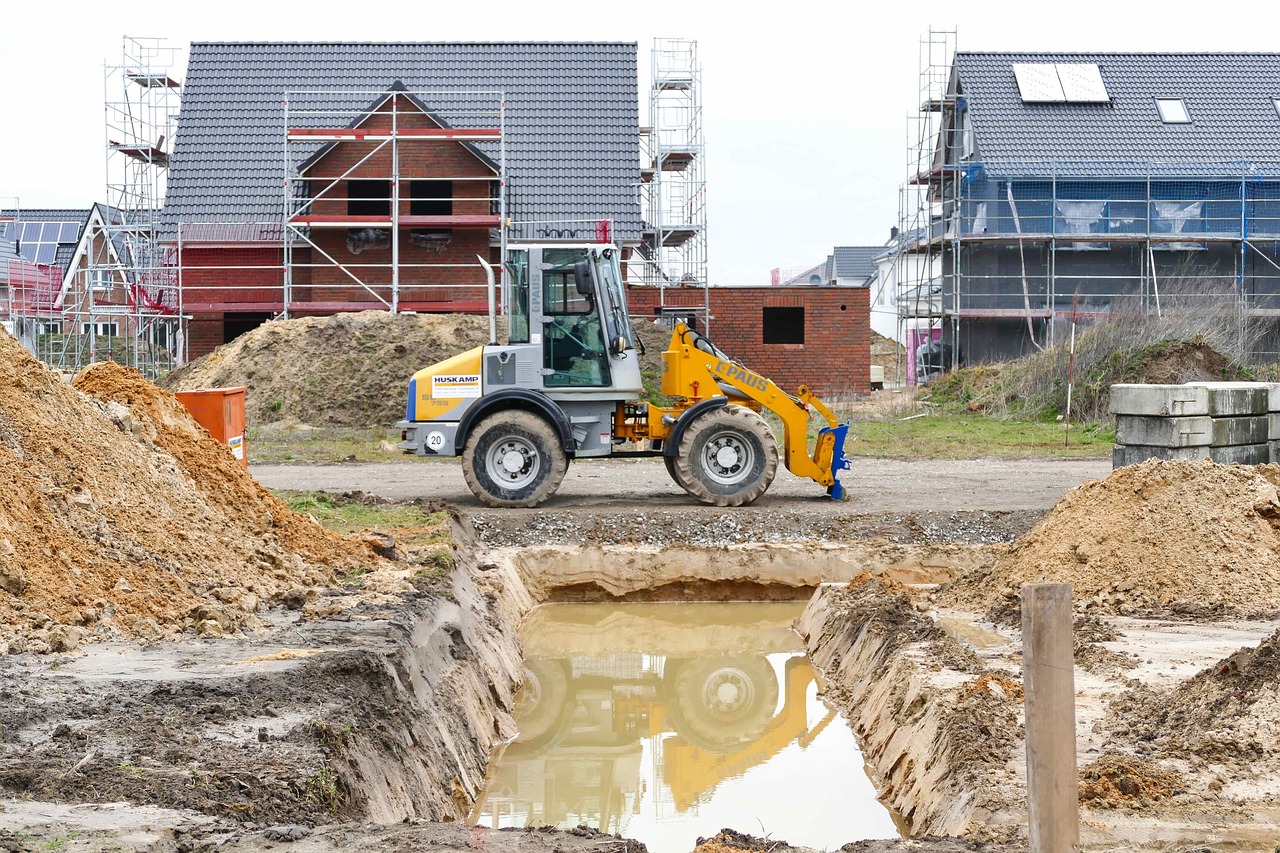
xmin=1022 ymin=582 xmax=1079 ymax=852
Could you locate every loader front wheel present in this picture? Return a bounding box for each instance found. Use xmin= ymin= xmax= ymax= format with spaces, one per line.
xmin=463 ymin=411 xmax=568 ymax=508
xmin=672 ymin=406 xmax=778 ymax=507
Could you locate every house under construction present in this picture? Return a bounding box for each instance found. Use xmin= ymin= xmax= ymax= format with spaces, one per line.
xmin=898 ymin=31 xmax=1280 ymax=368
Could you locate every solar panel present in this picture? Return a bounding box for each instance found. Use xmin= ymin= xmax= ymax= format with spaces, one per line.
xmin=6 ymin=220 xmax=81 ymax=266
xmin=1013 ymin=63 xmax=1065 ymax=102
xmin=1057 ymin=64 xmax=1110 ymax=102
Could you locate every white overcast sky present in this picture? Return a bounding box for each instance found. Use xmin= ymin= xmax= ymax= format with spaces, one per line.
xmin=1 ymin=0 xmax=1276 ymax=283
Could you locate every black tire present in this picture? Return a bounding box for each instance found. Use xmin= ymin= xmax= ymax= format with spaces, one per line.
xmin=462 ymin=411 xmax=568 ymax=508
xmin=666 ymin=655 xmax=780 ymax=753
xmin=511 ymin=658 xmax=570 ymax=749
xmin=663 ymin=454 xmax=679 ymax=484
xmin=671 ymin=406 xmax=778 ymax=507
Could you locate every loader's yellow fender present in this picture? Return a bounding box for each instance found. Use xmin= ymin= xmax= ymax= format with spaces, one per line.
xmin=407 ymin=346 xmax=484 ymax=422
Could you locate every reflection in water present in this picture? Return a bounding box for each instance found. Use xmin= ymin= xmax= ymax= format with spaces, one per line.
xmin=470 ymin=602 xmax=900 ymax=853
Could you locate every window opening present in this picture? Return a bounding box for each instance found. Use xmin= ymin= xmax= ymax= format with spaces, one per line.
xmin=762 ymin=306 xmax=805 ymax=344
xmin=410 ymin=180 xmax=452 ymax=216
xmin=347 ymin=179 xmax=390 ymax=216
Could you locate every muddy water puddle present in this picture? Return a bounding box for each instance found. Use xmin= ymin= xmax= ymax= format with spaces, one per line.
xmin=471 ymin=601 xmax=900 ymax=852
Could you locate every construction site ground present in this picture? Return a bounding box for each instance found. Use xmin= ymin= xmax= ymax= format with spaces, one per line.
xmin=7 ymin=321 xmax=1280 ymax=851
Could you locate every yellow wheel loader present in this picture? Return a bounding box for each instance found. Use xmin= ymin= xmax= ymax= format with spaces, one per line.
xmin=397 ymin=243 xmax=852 ymax=508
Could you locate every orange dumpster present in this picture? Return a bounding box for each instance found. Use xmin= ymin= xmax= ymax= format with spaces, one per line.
xmin=174 ymin=386 xmax=249 ymax=469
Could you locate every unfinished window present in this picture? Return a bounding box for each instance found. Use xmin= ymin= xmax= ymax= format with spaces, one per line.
xmin=1156 ymin=99 xmax=1190 ymax=124
xmin=410 ymin=180 xmax=453 ymax=216
xmin=762 ymin=306 xmax=805 ymax=345
xmin=347 ymin=179 xmax=390 ymax=216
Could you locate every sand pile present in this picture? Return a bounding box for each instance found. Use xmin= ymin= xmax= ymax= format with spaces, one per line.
xmin=161 ymin=311 xmax=492 ymax=427
xmin=163 ymin=310 xmax=679 ymax=429
xmin=942 ymin=459 xmax=1280 ymax=615
xmin=1109 ymin=628 xmax=1280 ymax=762
xmin=0 ymin=334 xmax=376 ymax=651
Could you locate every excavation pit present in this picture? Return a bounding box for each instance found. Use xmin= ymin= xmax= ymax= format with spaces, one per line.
xmin=470 ymin=601 xmax=902 ymax=851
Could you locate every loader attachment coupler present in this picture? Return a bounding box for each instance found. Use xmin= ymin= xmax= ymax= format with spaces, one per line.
xmin=819 ymin=423 xmax=853 ymax=501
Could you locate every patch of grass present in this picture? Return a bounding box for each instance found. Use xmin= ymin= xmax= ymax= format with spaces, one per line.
xmin=277 ymin=491 xmax=449 ymax=535
xmin=248 ymin=426 xmax=433 ymax=465
xmin=846 ymin=412 xmax=1113 ymax=459
xmin=304 ymin=766 xmax=343 ymax=813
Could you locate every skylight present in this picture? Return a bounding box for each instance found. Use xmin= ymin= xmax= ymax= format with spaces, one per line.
xmin=1012 ymin=63 xmax=1110 ymax=103
xmin=1156 ymin=98 xmax=1191 ymax=124
xmin=1273 ymin=98 xmax=1280 ymax=119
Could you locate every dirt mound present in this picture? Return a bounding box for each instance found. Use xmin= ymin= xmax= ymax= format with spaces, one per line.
xmin=871 ymin=331 xmax=906 ymax=385
xmin=1109 ymin=628 xmax=1280 ymax=762
xmin=942 ymin=460 xmax=1280 ymax=615
xmin=163 ymin=311 xmax=678 ymax=428
xmin=1121 ymin=339 xmax=1243 ymax=386
xmin=161 ymin=311 xmax=492 ymax=427
xmin=1078 ymin=754 xmax=1183 ymax=808
xmin=0 ymin=335 xmax=375 ymax=650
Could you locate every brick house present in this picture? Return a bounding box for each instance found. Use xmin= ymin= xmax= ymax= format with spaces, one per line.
xmin=162 ymin=42 xmax=645 ymax=358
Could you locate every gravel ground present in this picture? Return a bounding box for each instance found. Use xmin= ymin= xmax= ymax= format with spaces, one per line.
xmin=254 ymin=456 xmax=1110 ymax=515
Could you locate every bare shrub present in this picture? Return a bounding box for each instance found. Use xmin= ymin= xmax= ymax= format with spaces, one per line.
xmin=934 ymin=278 xmax=1258 ymax=421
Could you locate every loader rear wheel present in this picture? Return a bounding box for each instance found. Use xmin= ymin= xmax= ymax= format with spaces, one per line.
xmin=671 ymin=406 xmax=778 ymax=507
xmin=462 ymin=411 xmax=568 ymax=508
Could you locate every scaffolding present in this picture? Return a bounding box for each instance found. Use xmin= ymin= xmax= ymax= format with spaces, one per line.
xmin=895 ymin=30 xmax=1280 ymax=377
xmin=11 ymin=37 xmax=184 ymax=378
xmin=278 ymin=88 xmax=505 ymax=318
xmin=635 ymin=38 xmax=710 ymax=331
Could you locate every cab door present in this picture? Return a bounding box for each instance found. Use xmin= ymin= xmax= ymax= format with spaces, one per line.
xmin=540 ymin=248 xmax=611 ymax=388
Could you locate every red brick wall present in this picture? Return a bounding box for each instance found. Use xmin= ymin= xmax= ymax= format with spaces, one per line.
xmin=627 ymin=286 xmax=871 ymax=396
xmin=303 ymin=97 xmax=493 ymax=303
xmin=188 ymin=316 xmax=224 ymax=358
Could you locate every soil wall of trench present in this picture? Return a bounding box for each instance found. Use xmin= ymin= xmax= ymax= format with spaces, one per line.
xmin=361 ymin=537 xmax=1004 ymax=821
xmin=326 ymin=530 xmax=1002 ymax=825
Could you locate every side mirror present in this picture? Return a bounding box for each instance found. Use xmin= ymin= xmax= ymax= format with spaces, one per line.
xmin=611 ymin=335 xmax=628 ymax=356
xmin=573 ymin=261 xmax=592 ymax=296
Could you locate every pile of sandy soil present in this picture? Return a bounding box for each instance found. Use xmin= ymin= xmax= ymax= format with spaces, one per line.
xmin=163 ymin=311 xmax=680 ymax=428
xmin=941 ymin=460 xmax=1280 ymax=616
xmin=871 ymin=331 xmax=905 ymax=385
xmin=1078 ymin=755 xmax=1183 ymax=808
xmin=0 ymin=334 xmax=378 ymax=651
xmin=1109 ymin=628 xmax=1280 ymax=763
xmin=161 ymin=311 xmax=492 ymax=427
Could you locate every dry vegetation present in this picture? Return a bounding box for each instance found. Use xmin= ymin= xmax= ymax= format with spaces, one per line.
xmin=926 ymin=294 xmax=1271 ymax=421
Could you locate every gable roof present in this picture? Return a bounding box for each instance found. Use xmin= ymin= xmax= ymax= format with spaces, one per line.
xmin=832 ymin=246 xmax=879 ymax=281
xmin=295 ymin=84 xmax=501 ymax=176
xmin=164 ymin=42 xmax=643 ymax=242
xmin=954 ymin=52 xmax=1280 ymax=177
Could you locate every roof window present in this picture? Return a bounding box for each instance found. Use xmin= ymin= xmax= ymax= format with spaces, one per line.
xmin=1156 ymin=98 xmax=1190 ymax=124
xmin=1273 ymin=98 xmax=1280 ymax=119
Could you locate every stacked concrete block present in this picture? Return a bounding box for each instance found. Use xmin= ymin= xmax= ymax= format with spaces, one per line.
xmin=1110 ymin=381 xmax=1280 ymax=468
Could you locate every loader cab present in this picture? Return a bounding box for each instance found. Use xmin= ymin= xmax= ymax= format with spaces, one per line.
xmin=504 ymin=244 xmax=638 ymax=391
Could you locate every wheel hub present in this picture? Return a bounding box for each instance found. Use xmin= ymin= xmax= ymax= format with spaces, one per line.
xmin=501 ymin=450 xmax=526 ymax=474
xmin=701 ymin=431 xmax=754 ymax=486
xmin=702 ymin=666 xmax=754 ymax=716
xmin=486 ymin=436 xmax=540 ymax=489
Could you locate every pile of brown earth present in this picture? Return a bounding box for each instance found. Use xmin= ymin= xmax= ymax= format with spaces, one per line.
xmin=163 ymin=310 xmax=678 ymax=428
xmin=0 ymin=333 xmax=380 ymax=652
xmin=1107 ymin=627 xmax=1280 ymax=763
xmin=161 ymin=311 xmax=492 ymax=427
xmin=941 ymin=459 xmax=1280 ymax=617
xmin=871 ymin=331 xmax=906 ymax=385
